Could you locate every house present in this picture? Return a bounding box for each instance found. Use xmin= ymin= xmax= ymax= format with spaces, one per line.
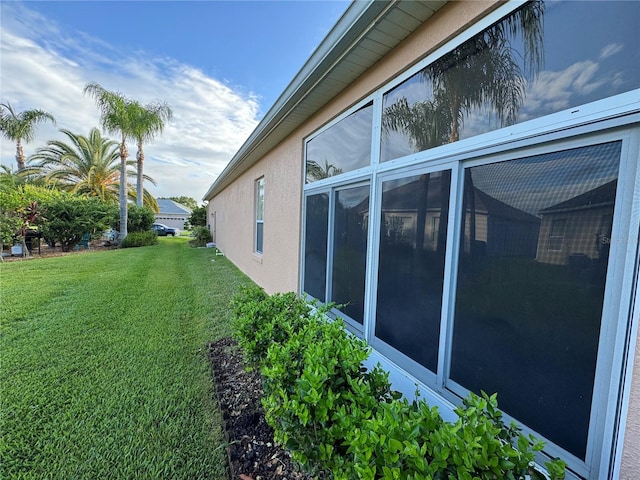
xmin=536 ymin=180 xmax=616 ymax=267
xmin=203 ymin=1 xmax=640 ymax=478
xmin=155 ymin=198 xmax=192 ymax=231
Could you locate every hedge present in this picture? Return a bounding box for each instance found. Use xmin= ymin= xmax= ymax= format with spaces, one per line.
xmin=231 ymin=286 xmax=566 ymax=480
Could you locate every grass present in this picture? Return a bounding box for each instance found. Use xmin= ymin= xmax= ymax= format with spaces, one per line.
xmin=0 ymin=238 xmax=252 ymax=479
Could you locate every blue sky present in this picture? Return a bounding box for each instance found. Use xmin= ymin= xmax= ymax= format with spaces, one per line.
xmin=0 ymin=0 xmax=350 ymax=200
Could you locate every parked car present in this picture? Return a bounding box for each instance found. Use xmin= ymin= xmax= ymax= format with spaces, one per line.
xmin=151 ymin=223 xmax=178 ymax=236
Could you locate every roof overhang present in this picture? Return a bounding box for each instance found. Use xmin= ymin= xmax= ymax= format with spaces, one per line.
xmin=203 ymin=0 xmax=448 ymax=200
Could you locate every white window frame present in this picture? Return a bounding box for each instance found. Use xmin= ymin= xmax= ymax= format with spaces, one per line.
xmin=255 ymin=177 xmax=264 ymax=255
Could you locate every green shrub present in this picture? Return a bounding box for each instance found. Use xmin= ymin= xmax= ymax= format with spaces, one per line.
xmin=120 ymin=231 xmax=158 ymax=248
xmin=341 ymin=391 xmax=565 ymax=480
xmin=339 ymin=397 xmax=443 ymax=479
xmin=231 ymin=291 xmax=566 ymax=480
xmin=231 ymin=285 xmax=311 ymax=368
xmin=40 ymin=194 xmax=117 ymax=251
xmin=188 ymin=226 xmax=212 ymax=247
xmin=126 ymin=205 xmax=156 ymax=233
xmin=261 ymin=315 xmax=397 ymax=474
xmin=189 ymin=205 xmax=207 ymax=227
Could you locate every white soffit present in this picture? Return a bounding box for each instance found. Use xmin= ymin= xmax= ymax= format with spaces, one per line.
xmin=204 ymin=0 xmax=448 ymax=200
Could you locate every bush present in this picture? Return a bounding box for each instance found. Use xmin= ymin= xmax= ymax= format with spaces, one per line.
xmin=189 ymin=205 xmax=207 ymax=227
xmin=40 ymin=194 xmax=117 ymax=251
xmin=231 ymin=285 xmax=311 ymax=368
xmin=261 ymin=315 xmax=397 ymax=474
xmin=231 ymin=290 xmax=567 ymax=480
xmin=340 ymin=391 xmax=563 ymax=480
xmin=126 ymin=205 xmax=156 ymax=233
xmin=188 ymin=226 xmax=212 ymax=247
xmin=120 ymin=231 xmax=158 ymax=248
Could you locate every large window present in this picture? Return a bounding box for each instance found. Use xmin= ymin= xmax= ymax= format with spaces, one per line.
xmin=255 ymin=177 xmax=264 ymax=254
xmin=380 ymin=1 xmax=640 ymax=162
xmin=375 ymin=170 xmax=451 ymax=372
xmin=301 ymin=1 xmax=639 ymax=478
xmin=450 ymin=142 xmax=620 ymax=462
xmin=303 ymin=193 xmax=329 ymax=301
xmin=305 ymin=102 xmax=373 ymax=183
xmin=331 ymin=185 xmax=370 ymax=324
xmin=302 ymin=184 xmax=370 ymax=328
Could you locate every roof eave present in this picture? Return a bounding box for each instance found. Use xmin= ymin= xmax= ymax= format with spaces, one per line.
xmin=204 ymin=0 xmax=447 ymax=201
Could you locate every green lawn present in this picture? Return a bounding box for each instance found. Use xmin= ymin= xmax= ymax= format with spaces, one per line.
xmin=0 ymin=238 xmax=252 ymax=479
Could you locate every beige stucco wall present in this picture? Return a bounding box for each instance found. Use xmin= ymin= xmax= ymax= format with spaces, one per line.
xmin=208 ymin=135 xmax=304 ymax=294
xmin=207 ymin=1 xmax=639 ymax=474
xmin=621 ymin=329 xmax=640 ymax=479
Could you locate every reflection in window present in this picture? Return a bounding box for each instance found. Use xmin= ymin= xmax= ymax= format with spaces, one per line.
xmin=548 ymin=219 xmax=566 ymax=252
xmin=331 ymin=185 xmax=370 ymax=324
xmin=381 ymin=1 xmax=640 ymax=162
xmin=306 ymin=103 xmax=373 ymax=183
xmin=376 ymin=171 xmax=451 ymax=372
xmin=303 ymin=193 xmax=329 ymax=301
xmin=450 ymin=141 xmax=621 ymax=460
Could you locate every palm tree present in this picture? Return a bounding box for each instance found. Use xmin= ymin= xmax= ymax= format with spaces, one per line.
xmin=382 ymin=94 xmax=452 ymax=151
xmin=383 ymin=2 xmax=544 ymax=147
xmin=130 ymin=101 xmax=172 ymax=207
xmin=305 ymin=159 xmax=343 ymax=182
xmin=423 ymin=1 xmax=544 ymax=143
xmin=83 ymin=82 xmax=138 ymax=240
xmin=383 ymin=1 xmax=544 ymax=255
xmin=26 ymin=128 xmax=158 ymax=207
xmin=0 ymin=102 xmax=56 ymax=170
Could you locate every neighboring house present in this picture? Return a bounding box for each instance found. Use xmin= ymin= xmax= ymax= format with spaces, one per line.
xmin=536 ymin=180 xmax=616 ymax=267
xmin=204 ymin=2 xmax=640 ymax=479
xmin=155 ymin=199 xmax=192 ymax=231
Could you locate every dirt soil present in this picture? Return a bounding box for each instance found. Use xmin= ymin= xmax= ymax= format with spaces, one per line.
xmin=209 ymin=338 xmax=319 ymax=480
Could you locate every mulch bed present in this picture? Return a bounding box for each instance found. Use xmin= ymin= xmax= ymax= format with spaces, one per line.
xmin=209 ymin=338 xmax=318 ymax=480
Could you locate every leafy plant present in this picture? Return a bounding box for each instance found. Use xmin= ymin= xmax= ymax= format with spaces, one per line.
xmin=188 ymin=226 xmax=212 ymax=247
xmin=125 ymin=204 xmax=155 ymax=232
xmin=261 ymin=315 xmax=397 ymax=474
xmin=40 ymin=194 xmax=117 ymax=251
xmin=231 ymin=290 xmax=567 ymax=480
xmin=231 ymin=285 xmax=311 ymax=368
xmin=120 ymin=230 xmax=158 ymax=248
xmin=189 ymin=205 xmax=207 ymax=228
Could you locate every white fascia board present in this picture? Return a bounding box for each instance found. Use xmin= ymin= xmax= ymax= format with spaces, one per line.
xmin=203 ymin=0 xmax=396 ymax=200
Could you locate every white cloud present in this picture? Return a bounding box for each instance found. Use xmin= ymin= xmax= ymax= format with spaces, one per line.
xmin=521 ymin=60 xmax=605 ymax=120
xmin=0 ymin=2 xmax=259 ymax=201
xmin=600 ymin=43 xmax=623 ymax=59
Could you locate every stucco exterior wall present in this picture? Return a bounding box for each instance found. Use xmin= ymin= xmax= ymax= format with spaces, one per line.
xmin=621 ymin=329 xmax=640 ymax=479
xmin=206 ymin=1 xmax=639 ymax=474
xmin=208 ymin=135 xmax=303 ymax=294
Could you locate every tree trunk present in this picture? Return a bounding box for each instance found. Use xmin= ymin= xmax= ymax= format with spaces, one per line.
xmin=415 ymin=174 xmax=430 ymax=255
xmin=464 ymin=169 xmax=477 ymax=256
xmin=16 ymin=139 xmax=26 ymax=171
xmin=21 ymin=236 xmax=30 ymax=257
xmin=119 ymin=137 xmax=129 ymax=242
xmin=136 ymin=141 xmax=144 ymax=207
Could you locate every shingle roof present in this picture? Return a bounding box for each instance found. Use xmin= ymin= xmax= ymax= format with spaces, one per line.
xmin=157 ymin=199 xmax=192 ymax=215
